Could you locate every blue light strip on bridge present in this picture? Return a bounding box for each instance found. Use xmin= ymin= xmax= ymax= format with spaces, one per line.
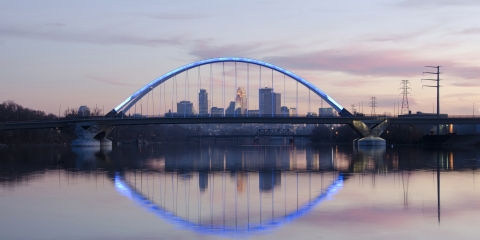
xmin=113 ymin=57 xmax=345 ymax=115
xmin=114 ymin=173 xmax=344 ymax=237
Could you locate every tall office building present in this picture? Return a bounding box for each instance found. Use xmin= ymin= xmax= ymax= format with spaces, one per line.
xmin=235 ymin=87 xmax=247 ymax=115
xmin=198 ymin=89 xmax=208 ymax=115
xmin=259 ymin=87 xmax=281 ymax=116
xmin=177 ymin=101 xmax=194 ymax=116
xmin=225 ymin=101 xmax=236 ymax=116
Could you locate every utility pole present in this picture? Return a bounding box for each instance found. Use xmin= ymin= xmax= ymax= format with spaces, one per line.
xmin=399 ymin=80 xmax=411 ymax=115
xmin=422 ymin=66 xmax=441 ymax=134
xmin=370 ymin=97 xmax=377 ymax=116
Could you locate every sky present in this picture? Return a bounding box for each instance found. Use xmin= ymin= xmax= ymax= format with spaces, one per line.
xmin=1 ymin=0 xmax=480 ymax=116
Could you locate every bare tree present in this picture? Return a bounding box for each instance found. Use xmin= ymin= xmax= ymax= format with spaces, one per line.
xmin=91 ymin=106 xmax=102 ymax=117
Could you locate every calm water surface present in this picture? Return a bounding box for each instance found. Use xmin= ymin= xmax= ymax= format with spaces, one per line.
xmin=1 ymin=143 xmax=480 ymax=240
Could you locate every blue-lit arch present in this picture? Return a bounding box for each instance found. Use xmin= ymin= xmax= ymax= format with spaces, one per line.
xmin=114 ymin=173 xmax=344 ymax=237
xmin=111 ymin=57 xmax=350 ymax=116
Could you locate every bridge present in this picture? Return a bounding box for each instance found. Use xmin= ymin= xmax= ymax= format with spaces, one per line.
xmin=2 ymin=57 xmax=479 ymax=146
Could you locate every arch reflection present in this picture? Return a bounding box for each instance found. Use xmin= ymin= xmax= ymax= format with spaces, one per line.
xmin=114 ymin=171 xmax=343 ymax=236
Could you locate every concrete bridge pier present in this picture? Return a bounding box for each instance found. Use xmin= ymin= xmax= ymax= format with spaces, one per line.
xmin=350 ymin=119 xmax=390 ymax=147
xmin=71 ymin=124 xmax=114 ymax=148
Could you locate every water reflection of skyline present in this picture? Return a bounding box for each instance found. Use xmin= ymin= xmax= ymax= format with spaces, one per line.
xmin=2 ymin=144 xmax=480 ymax=187
xmin=2 ymin=144 xmax=480 ymax=238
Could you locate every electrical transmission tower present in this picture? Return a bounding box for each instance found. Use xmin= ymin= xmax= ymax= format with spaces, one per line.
xmin=399 ymin=80 xmax=411 ymax=115
xmin=370 ymin=97 xmax=377 ymax=116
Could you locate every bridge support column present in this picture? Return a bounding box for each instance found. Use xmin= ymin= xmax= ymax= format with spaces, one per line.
xmin=100 ymin=139 xmax=112 ymax=147
xmin=71 ymin=124 xmax=114 ymax=148
xmin=72 ymin=125 xmax=101 ymax=147
xmin=350 ymin=120 xmax=390 ymax=147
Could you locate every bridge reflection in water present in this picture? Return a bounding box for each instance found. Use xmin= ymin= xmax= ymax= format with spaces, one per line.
xmin=64 ymin=143 xmax=460 ymax=237
xmin=115 ymin=171 xmax=343 ymax=236
xmin=106 ymin=144 xmax=347 ymax=236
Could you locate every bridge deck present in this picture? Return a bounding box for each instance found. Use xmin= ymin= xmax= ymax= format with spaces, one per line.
xmin=2 ymin=117 xmax=480 ymax=130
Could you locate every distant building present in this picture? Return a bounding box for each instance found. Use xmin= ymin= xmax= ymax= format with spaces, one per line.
xmin=235 ymin=87 xmax=248 ymax=115
xmin=289 ymin=108 xmax=297 ymax=117
xmin=177 ymin=101 xmax=194 ymax=116
xmin=225 ymin=101 xmax=236 ymax=116
xmin=398 ymin=111 xmax=448 ymax=118
xmin=78 ymin=106 xmax=90 ymax=117
xmin=399 ymin=111 xmax=449 ymax=135
xmin=198 ymin=89 xmax=209 ymax=116
xmin=259 ymin=87 xmax=281 ymax=116
xmin=211 ymin=107 xmax=224 ymax=117
xmin=248 ymin=110 xmax=259 ymax=116
xmin=280 ymin=106 xmax=290 ymax=116
xmin=319 ymin=108 xmax=334 ymax=117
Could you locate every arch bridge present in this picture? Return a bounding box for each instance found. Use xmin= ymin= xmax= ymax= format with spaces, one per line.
xmin=2 ymin=57 xmax=394 ymax=146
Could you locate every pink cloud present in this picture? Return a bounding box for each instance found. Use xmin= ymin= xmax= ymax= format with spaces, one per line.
xmin=458 ymin=28 xmax=480 ymax=35
xmin=263 ymin=49 xmax=480 ymax=80
xmin=0 ymin=25 xmax=187 ymax=47
xmin=45 ymin=22 xmax=65 ymax=27
xmin=449 ymin=81 xmax=480 ymax=87
xmin=150 ymin=13 xmax=207 ymax=20
xmin=264 ymin=49 xmax=428 ymax=77
xmin=188 ymin=41 xmax=295 ymax=60
xmin=397 ymin=0 xmax=480 ymax=7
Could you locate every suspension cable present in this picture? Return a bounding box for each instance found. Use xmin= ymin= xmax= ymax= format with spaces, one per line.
xmin=247 ymin=63 xmax=249 ymax=117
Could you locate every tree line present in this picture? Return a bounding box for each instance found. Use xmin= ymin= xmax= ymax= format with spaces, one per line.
xmin=0 ymin=101 xmax=75 ymax=144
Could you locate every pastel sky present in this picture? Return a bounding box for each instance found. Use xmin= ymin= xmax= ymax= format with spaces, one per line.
xmin=1 ymin=0 xmax=480 ymax=116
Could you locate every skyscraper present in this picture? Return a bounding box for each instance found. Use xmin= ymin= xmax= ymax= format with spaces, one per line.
xmin=225 ymin=101 xmax=236 ymax=116
xmin=198 ymin=89 xmax=208 ymax=116
xmin=235 ymin=87 xmax=247 ymax=115
xmin=259 ymin=87 xmax=281 ymax=116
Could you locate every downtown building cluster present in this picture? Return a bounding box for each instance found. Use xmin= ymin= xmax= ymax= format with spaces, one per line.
xmin=169 ymin=87 xmax=299 ymax=117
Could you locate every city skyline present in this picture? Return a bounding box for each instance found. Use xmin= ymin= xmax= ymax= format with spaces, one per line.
xmin=163 ymin=86 xmax=306 ymax=117
xmin=1 ymin=1 xmax=480 ymax=116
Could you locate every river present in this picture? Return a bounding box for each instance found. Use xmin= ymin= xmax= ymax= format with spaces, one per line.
xmin=1 ymin=143 xmax=479 ymax=239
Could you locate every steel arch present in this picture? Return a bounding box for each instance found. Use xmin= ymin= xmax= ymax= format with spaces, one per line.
xmin=111 ymin=57 xmax=349 ymax=117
